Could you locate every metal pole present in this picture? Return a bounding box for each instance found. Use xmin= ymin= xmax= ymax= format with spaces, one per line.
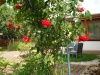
xmin=67 ymin=47 xmax=71 ymax=75
xmin=64 ymin=18 xmax=71 ymax=75
xmin=66 ymin=39 xmax=71 ymax=75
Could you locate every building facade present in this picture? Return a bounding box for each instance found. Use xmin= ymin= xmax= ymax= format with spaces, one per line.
xmin=82 ymin=13 xmax=100 ymax=54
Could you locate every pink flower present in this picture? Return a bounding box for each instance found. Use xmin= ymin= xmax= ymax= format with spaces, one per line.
xmin=23 ymin=36 xmax=31 ymax=42
xmin=78 ymin=7 xmax=84 ymax=12
xmin=41 ymin=20 xmax=52 ymax=27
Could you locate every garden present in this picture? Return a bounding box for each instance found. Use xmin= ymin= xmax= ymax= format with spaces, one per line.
xmin=0 ymin=0 xmax=99 ymax=75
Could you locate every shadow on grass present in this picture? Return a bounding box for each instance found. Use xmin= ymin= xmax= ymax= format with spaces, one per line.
xmin=58 ymin=53 xmax=98 ymax=62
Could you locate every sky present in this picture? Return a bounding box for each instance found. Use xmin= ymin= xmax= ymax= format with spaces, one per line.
xmin=81 ymin=0 xmax=100 ymax=14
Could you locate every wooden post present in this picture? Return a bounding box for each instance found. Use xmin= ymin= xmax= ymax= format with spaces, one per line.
xmin=0 ymin=0 xmax=2 ymax=6
xmin=0 ymin=33 xmax=3 ymax=46
xmin=85 ymin=20 xmax=89 ymax=35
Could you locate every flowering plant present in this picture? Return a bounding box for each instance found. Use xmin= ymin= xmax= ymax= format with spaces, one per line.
xmin=15 ymin=5 xmax=22 ymax=9
xmin=7 ymin=0 xmax=92 ymax=74
xmin=22 ymin=36 xmax=30 ymax=42
xmin=0 ymin=4 xmax=18 ymax=39
xmin=41 ymin=20 xmax=52 ymax=27
xmin=8 ymin=20 xmax=21 ymax=31
xmin=15 ymin=1 xmax=22 ymax=9
xmin=78 ymin=35 xmax=89 ymax=42
xmin=8 ymin=20 xmax=15 ymax=30
xmin=16 ymin=25 xmax=21 ymax=30
xmin=78 ymin=7 xmax=84 ymax=12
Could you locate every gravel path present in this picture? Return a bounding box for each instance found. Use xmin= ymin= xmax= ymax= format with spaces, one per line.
xmin=0 ymin=51 xmax=24 ymax=62
xmin=71 ymin=59 xmax=99 ymax=66
xmin=0 ymin=51 xmax=99 ymax=75
xmin=0 ymin=51 xmax=99 ymax=65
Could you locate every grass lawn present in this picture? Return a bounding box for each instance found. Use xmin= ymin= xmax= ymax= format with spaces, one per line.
xmin=59 ymin=53 xmax=98 ymax=62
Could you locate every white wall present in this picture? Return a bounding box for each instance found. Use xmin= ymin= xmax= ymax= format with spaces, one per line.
xmin=83 ymin=41 xmax=100 ymax=51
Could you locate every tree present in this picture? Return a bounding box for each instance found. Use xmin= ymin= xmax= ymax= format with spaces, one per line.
xmin=0 ymin=4 xmax=16 ymax=39
xmin=5 ymin=0 xmax=91 ymax=74
xmin=0 ymin=3 xmax=30 ymax=39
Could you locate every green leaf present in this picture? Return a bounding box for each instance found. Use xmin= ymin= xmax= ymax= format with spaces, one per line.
xmin=79 ymin=0 xmax=84 ymax=2
xmin=85 ymin=10 xmax=92 ymax=20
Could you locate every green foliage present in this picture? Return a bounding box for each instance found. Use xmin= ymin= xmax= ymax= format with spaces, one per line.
xmin=5 ymin=0 xmax=92 ymax=75
xmin=85 ymin=10 xmax=92 ymax=20
xmin=0 ymin=47 xmax=3 ymax=51
xmin=10 ymin=62 xmax=21 ymax=74
xmin=18 ymin=41 xmax=35 ymax=51
xmin=7 ymin=42 xmax=13 ymax=51
xmin=6 ymin=40 xmax=35 ymax=51
xmin=10 ymin=52 xmax=54 ymax=75
xmin=0 ymin=57 xmax=11 ymax=74
xmin=0 ymin=4 xmax=29 ymax=39
xmin=0 ymin=58 xmax=10 ymax=68
xmin=7 ymin=40 xmax=19 ymax=51
xmin=0 ymin=4 xmax=16 ymax=39
xmin=0 ymin=57 xmax=22 ymax=75
xmin=79 ymin=0 xmax=84 ymax=2
xmin=2 ymin=0 xmax=7 ymax=4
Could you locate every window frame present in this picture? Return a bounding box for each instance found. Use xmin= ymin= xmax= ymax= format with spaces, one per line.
xmin=82 ymin=18 xmax=100 ymax=41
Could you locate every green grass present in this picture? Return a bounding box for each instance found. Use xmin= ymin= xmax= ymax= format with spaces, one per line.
xmin=59 ymin=53 xmax=98 ymax=62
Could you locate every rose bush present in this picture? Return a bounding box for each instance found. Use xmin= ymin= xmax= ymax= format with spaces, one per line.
xmin=0 ymin=3 xmax=31 ymax=40
xmin=6 ymin=0 xmax=92 ymax=74
xmin=0 ymin=4 xmax=21 ymax=39
xmin=0 ymin=4 xmax=16 ymax=39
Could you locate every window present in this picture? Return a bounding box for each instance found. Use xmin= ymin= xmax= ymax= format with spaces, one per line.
xmin=88 ymin=21 xmax=100 ymax=40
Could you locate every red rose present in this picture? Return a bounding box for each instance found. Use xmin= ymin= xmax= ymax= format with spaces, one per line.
xmin=84 ymin=36 xmax=89 ymax=41
xmin=16 ymin=25 xmax=21 ymax=30
xmin=78 ymin=35 xmax=84 ymax=42
xmin=41 ymin=20 xmax=52 ymax=27
xmin=15 ymin=5 xmax=22 ymax=9
xmin=78 ymin=35 xmax=89 ymax=42
xmin=8 ymin=22 xmax=15 ymax=30
xmin=78 ymin=7 xmax=84 ymax=12
xmin=23 ymin=36 xmax=31 ymax=42
xmin=9 ymin=20 xmax=12 ymax=23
